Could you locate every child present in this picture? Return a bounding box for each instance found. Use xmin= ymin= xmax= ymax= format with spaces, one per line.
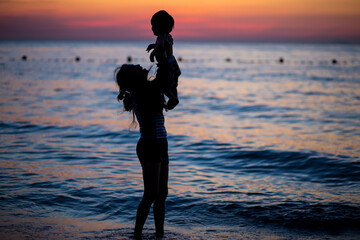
xmin=146 ymin=10 xmax=181 ymax=110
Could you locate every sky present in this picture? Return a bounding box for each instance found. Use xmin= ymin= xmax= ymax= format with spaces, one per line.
xmin=0 ymin=0 xmax=360 ymax=43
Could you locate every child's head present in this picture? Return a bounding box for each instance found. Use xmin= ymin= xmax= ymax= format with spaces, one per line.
xmin=151 ymin=10 xmax=174 ymax=35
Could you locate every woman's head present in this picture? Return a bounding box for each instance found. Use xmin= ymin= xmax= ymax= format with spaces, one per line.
xmin=115 ymin=64 xmax=147 ymax=92
xmin=151 ymin=10 xmax=174 ymax=35
xmin=115 ymin=64 xmax=147 ymax=112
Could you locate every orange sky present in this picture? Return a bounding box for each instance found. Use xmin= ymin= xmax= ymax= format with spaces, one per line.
xmin=1 ymin=0 xmax=360 ymax=42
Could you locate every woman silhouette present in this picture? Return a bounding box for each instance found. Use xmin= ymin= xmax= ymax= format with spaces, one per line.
xmin=115 ymin=64 xmax=172 ymax=239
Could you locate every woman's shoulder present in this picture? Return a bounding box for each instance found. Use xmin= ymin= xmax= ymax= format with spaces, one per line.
xmin=134 ymin=78 xmax=163 ymax=98
xmin=132 ymin=89 xmax=165 ymax=111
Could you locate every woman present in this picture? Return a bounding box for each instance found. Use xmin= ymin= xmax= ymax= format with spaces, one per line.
xmin=115 ymin=64 xmax=173 ymax=239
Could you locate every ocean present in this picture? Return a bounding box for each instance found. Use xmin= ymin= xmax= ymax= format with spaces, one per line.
xmin=0 ymin=41 xmax=359 ymax=239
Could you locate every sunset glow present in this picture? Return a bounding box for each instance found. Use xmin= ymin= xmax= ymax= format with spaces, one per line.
xmin=1 ymin=0 xmax=360 ymax=42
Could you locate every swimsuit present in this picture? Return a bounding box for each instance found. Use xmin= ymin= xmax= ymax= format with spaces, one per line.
xmin=133 ymin=101 xmax=168 ymax=164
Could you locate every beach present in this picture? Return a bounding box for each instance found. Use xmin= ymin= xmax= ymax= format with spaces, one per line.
xmin=0 ymin=41 xmax=360 ymax=239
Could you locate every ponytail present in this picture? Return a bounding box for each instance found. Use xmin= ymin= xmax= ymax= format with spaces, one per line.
xmin=117 ymin=90 xmax=133 ymax=112
xmin=115 ymin=65 xmax=137 ymax=127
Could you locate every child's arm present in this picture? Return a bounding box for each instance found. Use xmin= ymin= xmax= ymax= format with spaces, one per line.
xmin=146 ymin=43 xmax=156 ymax=62
xmin=146 ymin=43 xmax=156 ymax=52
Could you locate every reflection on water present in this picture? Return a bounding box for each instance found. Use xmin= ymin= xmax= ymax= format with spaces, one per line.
xmin=0 ymin=42 xmax=360 ymax=239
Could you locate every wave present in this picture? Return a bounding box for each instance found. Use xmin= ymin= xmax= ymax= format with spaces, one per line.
xmin=173 ymin=139 xmax=360 ymax=185
xmin=1 ymin=120 xmax=359 ymax=234
xmin=167 ymin=198 xmax=360 ymax=232
xmin=0 ymin=121 xmax=138 ymax=139
xmin=2 ymin=121 xmax=359 ymax=185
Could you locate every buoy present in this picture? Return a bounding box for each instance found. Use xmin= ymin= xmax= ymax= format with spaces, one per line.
xmin=22 ymin=55 xmax=27 ymax=61
xmin=332 ymin=59 xmax=338 ymax=65
xmin=127 ymin=56 xmax=132 ymax=63
xmin=278 ymin=57 xmax=284 ymax=64
xmin=177 ymin=57 xmax=183 ymax=62
xmin=225 ymin=58 xmax=231 ymax=62
xmin=75 ymin=56 xmax=81 ymax=62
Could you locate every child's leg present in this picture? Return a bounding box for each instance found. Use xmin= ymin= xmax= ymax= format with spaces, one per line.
xmin=167 ymin=87 xmax=178 ymax=100
xmin=165 ymin=88 xmax=179 ymax=110
xmin=171 ymin=87 xmax=178 ymax=99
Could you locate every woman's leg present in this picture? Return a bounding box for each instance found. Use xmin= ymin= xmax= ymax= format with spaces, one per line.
xmin=153 ymin=161 xmax=168 ymax=237
xmin=134 ymin=161 xmax=161 ymax=237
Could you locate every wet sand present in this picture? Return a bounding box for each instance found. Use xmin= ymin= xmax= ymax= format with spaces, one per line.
xmin=1 ymin=215 xmax=359 ymax=240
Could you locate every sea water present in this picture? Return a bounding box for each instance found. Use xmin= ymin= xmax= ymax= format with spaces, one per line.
xmin=0 ymin=41 xmax=360 ymax=239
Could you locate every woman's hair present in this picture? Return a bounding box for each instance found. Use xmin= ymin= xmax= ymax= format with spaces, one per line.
xmin=114 ymin=65 xmax=136 ymax=126
xmin=115 ymin=64 xmax=165 ymax=127
xmin=115 ymin=65 xmax=134 ymax=111
xmin=151 ymin=10 xmax=174 ymax=34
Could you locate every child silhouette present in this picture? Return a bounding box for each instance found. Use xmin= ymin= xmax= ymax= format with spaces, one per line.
xmin=146 ymin=10 xmax=181 ymax=110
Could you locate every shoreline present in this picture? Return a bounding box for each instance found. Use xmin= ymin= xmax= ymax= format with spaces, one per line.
xmin=1 ymin=216 xmax=359 ymax=240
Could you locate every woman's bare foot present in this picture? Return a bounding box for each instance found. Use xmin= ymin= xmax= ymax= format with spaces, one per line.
xmin=133 ymin=231 xmax=142 ymax=240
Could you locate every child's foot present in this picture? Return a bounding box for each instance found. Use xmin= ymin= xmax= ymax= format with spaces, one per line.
xmin=165 ymin=98 xmax=179 ymax=110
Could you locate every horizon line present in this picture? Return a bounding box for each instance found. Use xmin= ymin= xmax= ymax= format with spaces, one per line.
xmin=1 ymin=38 xmax=359 ymax=45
